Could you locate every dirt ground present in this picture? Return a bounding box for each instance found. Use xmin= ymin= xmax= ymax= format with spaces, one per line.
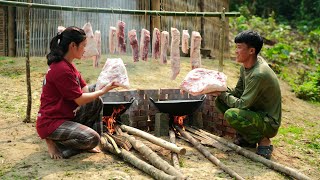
xmin=0 ymin=57 xmax=319 ymax=179
xmin=0 ymin=80 xmax=319 ymax=180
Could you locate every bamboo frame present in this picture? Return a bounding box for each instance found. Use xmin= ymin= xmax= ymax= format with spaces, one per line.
xmin=0 ymin=0 xmax=240 ymax=72
xmin=0 ymin=0 xmax=240 ymax=17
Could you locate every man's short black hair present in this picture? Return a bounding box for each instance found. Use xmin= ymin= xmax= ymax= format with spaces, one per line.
xmin=234 ymin=30 xmax=263 ymax=55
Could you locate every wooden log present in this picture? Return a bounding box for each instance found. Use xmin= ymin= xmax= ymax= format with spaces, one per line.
xmin=120 ymin=124 xmax=186 ymax=155
xmin=194 ymin=127 xmax=311 ymax=180
xmin=175 ymin=126 xmax=244 ymax=180
xmin=122 ymin=133 xmax=187 ymax=179
xmin=169 ymin=130 xmax=180 ymax=169
xmin=100 ymin=137 xmax=177 ymax=180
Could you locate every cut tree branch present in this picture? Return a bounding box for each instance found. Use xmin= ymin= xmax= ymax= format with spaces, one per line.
xmin=192 ymin=127 xmax=311 ymax=180
xmin=120 ymin=124 xmax=186 ymax=155
xmin=122 ymin=133 xmax=187 ymax=179
xmin=100 ymin=137 xmax=177 ymax=180
xmin=176 ymin=126 xmax=244 ymax=180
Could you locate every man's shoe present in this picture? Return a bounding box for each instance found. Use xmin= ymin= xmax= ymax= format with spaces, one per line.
xmin=233 ymin=134 xmax=257 ymax=148
xmin=257 ymin=145 xmax=273 ymax=159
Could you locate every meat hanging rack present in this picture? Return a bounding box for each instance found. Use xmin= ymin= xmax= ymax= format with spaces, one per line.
xmin=0 ymin=0 xmax=240 ymax=72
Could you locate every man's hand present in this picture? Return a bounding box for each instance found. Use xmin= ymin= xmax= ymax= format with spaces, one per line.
xmin=206 ymin=91 xmax=222 ymax=96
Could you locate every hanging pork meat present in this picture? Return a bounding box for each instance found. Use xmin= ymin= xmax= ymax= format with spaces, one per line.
xmin=82 ymin=22 xmax=99 ymax=58
xmin=160 ymin=31 xmax=169 ymax=64
xmin=92 ymin=30 xmax=101 ymax=68
xmin=190 ymin=31 xmax=202 ymax=69
xmin=128 ymin=29 xmax=139 ymax=62
xmin=109 ymin=26 xmax=117 ymax=54
xmin=140 ymin=28 xmax=150 ymax=61
xmin=152 ymin=28 xmax=161 ymax=60
xmin=170 ymin=28 xmax=180 ymax=80
xmin=117 ymin=20 xmax=126 ymax=54
xmin=182 ymin=30 xmax=190 ymax=54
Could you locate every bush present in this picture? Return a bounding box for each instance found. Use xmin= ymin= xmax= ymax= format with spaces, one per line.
xmin=292 ymin=66 xmax=320 ymax=101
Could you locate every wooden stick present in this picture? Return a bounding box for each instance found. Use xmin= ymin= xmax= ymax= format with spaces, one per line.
xmin=122 ymin=133 xmax=187 ymax=179
xmin=194 ymin=127 xmax=311 ymax=180
xmin=169 ymin=130 xmax=180 ymax=169
xmin=175 ymin=126 xmax=244 ymax=180
xmin=120 ymin=124 xmax=186 ymax=155
xmin=100 ymin=137 xmax=177 ymax=180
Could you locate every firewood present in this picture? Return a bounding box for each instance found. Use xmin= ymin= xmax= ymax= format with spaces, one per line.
xmin=194 ymin=127 xmax=311 ymax=180
xmin=120 ymin=124 xmax=186 ymax=155
xmin=108 ymin=133 xmax=132 ymax=151
xmin=100 ymin=137 xmax=177 ymax=180
xmin=175 ymin=126 xmax=244 ymax=180
xmin=102 ymin=133 xmax=121 ymax=154
xmin=185 ymin=126 xmax=232 ymax=152
xmin=169 ymin=130 xmax=180 ymax=169
xmin=122 ymin=133 xmax=187 ymax=179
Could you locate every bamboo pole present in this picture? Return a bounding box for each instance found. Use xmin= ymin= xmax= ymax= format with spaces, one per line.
xmin=100 ymin=137 xmax=177 ymax=180
xmin=175 ymin=126 xmax=244 ymax=180
xmin=194 ymin=127 xmax=312 ymax=180
xmin=218 ymin=8 xmax=226 ymax=72
xmin=0 ymin=0 xmax=240 ymax=17
xmin=120 ymin=124 xmax=186 ymax=155
xmin=23 ymin=0 xmax=32 ymax=123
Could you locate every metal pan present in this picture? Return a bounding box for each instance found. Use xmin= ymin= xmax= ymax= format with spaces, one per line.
xmin=103 ymin=97 xmax=135 ymax=116
xmin=149 ymin=95 xmax=206 ymax=116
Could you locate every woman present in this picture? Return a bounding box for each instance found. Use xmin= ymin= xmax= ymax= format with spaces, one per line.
xmin=36 ymin=26 xmax=118 ymax=159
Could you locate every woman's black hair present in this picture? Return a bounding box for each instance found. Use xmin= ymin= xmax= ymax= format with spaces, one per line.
xmin=46 ymin=26 xmax=86 ymax=65
xmin=234 ymin=30 xmax=263 ymax=55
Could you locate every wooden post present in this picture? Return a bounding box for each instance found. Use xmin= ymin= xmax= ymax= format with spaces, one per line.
xmin=150 ymin=0 xmax=160 ymax=46
xmin=218 ymin=8 xmax=225 ymax=72
xmin=199 ymin=0 xmax=205 ymax=48
xmin=23 ymin=0 xmax=32 ymax=123
xmin=150 ymin=0 xmax=160 ymax=29
xmin=8 ymin=6 xmax=15 ymax=56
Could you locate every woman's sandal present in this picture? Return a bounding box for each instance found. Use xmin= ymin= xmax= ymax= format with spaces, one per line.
xmin=257 ymin=145 xmax=273 ymax=159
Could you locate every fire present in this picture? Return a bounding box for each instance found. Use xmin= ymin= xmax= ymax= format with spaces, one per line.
xmin=102 ymin=105 xmax=125 ymax=134
xmin=174 ymin=115 xmax=187 ymax=130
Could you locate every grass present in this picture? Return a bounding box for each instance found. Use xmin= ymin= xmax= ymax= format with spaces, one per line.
xmin=0 ymin=55 xmax=319 ymax=178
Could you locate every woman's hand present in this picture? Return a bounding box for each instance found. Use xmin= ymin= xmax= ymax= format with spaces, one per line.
xmin=101 ymin=82 xmax=119 ymax=94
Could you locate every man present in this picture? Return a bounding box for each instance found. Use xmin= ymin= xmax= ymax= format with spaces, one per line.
xmin=215 ymin=30 xmax=282 ymax=159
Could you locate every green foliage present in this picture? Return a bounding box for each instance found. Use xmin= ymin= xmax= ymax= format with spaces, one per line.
xmin=264 ymin=43 xmax=292 ymax=65
xmin=292 ymin=66 xmax=320 ymax=101
xmin=230 ymin=8 xmax=320 ymax=102
xmin=230 ymin=0 xmax=320 ymax=31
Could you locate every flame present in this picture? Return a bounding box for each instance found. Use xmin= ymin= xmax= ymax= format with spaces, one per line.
xmin=174 ymin=115 xmax=187 ymax=130
xmin=102 ymin=105 xmax=125 ymax=134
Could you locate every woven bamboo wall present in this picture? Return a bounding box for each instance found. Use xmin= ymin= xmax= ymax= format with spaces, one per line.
xmin=10 ymin=0 xmax=229 ymax=57
xmin=102 ymin=89 xmax=236 ymax=137
xmin=161 ymin=0 xmax=230 ymax=58
xmin=0 ymin=6 xmax=7 ymax=56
